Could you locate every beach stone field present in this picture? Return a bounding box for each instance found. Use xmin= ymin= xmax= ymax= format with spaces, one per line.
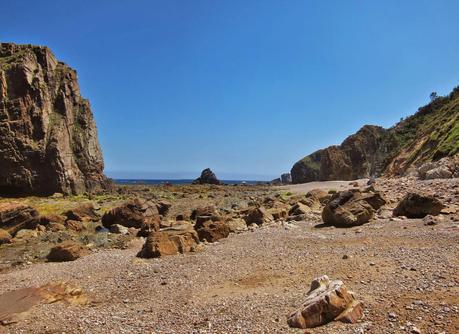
xmin=0 ymin=176 xmax=457 ymax=334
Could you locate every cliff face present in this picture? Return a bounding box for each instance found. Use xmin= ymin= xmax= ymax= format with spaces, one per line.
xmin=291 ymin=86 xmax=459 ymax=183
xmin=0 ymin=43 xmax=110 ymax=195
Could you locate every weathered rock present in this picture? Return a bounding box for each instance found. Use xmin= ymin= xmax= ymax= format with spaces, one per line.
xmin=156 ymin=200 xmax=172 ymax=216
xmin=289 ymin=202 xmax=311 ymax=216
xmin=46 ymin=222 xmax=66 ymax=232
xmin=0 ymin=229 xmax=12 ymax=244
xmin=226 ymin=218 xmax=248 ymax=233
xmin=243 ymin=207 xmax=273 ymax=226
xmin=193 ymin=168 xmax=221 ymax=185
xmin=0 ymin=203 xmax=39 ymax=236
xmin=322 ymin=190 xmax=378 ymax=227
xmin=287 ymin=275 xmax=363 ymax=328
xmin=393 ymin=193 xmax=445 ymax=218
xmin=39 ymin=214 xmax=65 ymax=225
xmin=47 ymin=241 xmax=88 ymax=262
xmin=195 ymin=220 xmax=230 ymax=242
xmin=0 ymin=43 xmax=111 ymax=195
xmin=101 ymin=199 xmax=160 ymax=235
xmin=64 ymin=220 xmax=84 ymax=232
xmin=64 ymin=203 xmax=99 ymax=222
xmin=190 ymin=206 xmax=217 ymax=220
xmin=14 ymin=229 xmax=38 ymax=239
xmin=268 ymin=207 xmax=288 ymax=220
xmin=417 ymin=156 xmax=457 ymax=180
xmin=306 ymin=189 xmax=330 ymax=204
xmin=137 ymin=225 xmax=199 ymax=258
xmin=109 ymin=224 xmax=129 ymax=235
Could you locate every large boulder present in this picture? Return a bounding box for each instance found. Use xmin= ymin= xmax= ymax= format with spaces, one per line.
xmin=47 ymin=241 xmax=89 ymax=262
xmin=393 ymin=193 xmax=445 ymax=218
xmin=0 ymin=203 xmax=39 ymax=236
xmin=281 ymin=173 xmax=292 ymax=184
xmin=322 ymin=190 xmax=386 ymax=227
xmin=193 ymin=168 xmax=221 ymax=185
xmin=0 ymin=43 xmax=111 ymax=196
xmin=137 ymin=224 xmax=199 ymax=258
xmin=287 ymin=275 xmax=363 ymax=328
xmin=102 ymin=198 xmax=160 ymax=235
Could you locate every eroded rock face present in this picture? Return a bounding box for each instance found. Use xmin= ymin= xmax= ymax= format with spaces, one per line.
xmin=0 ymin=43 xmax=110 ymax=195
xmin=195 ymin=220 xmax=230 ymax=242
xmin=193 ymin=168 xmax=221 ymax=185
xmin=287 ymin=275 xmax=363 ymax=328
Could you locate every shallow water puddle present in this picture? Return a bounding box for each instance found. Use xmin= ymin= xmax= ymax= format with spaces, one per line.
xmin=0 ymin=282 xmax=88 ymax=325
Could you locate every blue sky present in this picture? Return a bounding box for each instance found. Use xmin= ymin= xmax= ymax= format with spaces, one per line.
xmin=2 ymin=1 xmax=459 ymax=180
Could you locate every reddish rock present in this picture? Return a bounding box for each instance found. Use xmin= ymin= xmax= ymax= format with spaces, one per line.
xmin=64 ymin=203 xmax=99 ymax=222
xmin=137 ymin=225 xmax=199 ymax=258
xmin=243 ymin=207 xmax=273 ymax=226
xmin=0 ymin=229 xmax=12 ymax=244
xmin=47 ymin=241 xmax=89 ymax=262
xmin=195 ymin=220 xmax=230 ymax=242
xmin=102 ymin=198 xmax=160 ymax=236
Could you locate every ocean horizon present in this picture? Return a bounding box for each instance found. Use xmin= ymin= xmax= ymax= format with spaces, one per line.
xmin=113 ymin=179 xmax=266 ymax=185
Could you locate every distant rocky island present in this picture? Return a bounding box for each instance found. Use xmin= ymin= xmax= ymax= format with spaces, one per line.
xmin=0 ymin=43 xmax=110 ymax=196
xmin=291 ymin=88 xmax=459 ymax=183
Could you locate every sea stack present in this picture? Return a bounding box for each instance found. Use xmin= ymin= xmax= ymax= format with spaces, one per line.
xmin=0 ymin=43 xmax=110 ymax=195
xmin=193 ymin=168 xmax=221 ymax=185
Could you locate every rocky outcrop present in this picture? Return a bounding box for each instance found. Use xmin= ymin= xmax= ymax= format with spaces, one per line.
xmin=195 ymin=220 xmax=230 ymax=242
xmin=281 ymin=173 xmax=292 ymax=184
xmin=0 ymin=43 xmax=110 ymax=195
xmin=417 ymin=156 xmax=459 ymax=179
xmin=291 ymin=125 xmax=388 ymax=183
xmin=291 ymin=86 xmax=459 ymax=183
xmin=287 ymin=275 xmax=364 ymax=328
xmin=193 ymin=168 xmax=221 ymax=185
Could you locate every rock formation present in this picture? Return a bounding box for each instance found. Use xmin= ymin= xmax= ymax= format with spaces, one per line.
xmin=193 ymin=168 xmax=221 ymax=185
xmin=291 ymin=86 xmax=459 ymax=183
xmin=0 ymin=43 xmax=110 ymax=195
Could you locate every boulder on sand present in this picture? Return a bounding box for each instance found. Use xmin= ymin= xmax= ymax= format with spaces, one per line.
xmin=137 ymin=224 xmax=199 ymax=258
xmin=0 ymin=203 xmax=39 ymax=236
xmin=322 ymin=189 xmax=386 ymax=227
xmin=243 ymin=207 xmax=274 ymax=226
xmin=102 ymin=198 xmax=160 ymax=236
xmin=47 ymin=241 xmax=89 ymax=262
xmin=193 ymin=168 xmax=221 ymax=185
xmin=393 ymin=193 xmax=445 ymax=218
xmin=287 ymin=275 xmax=364 ymax=328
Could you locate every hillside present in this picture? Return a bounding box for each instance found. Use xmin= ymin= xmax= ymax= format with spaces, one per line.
xmin=291 ymin=86 xmax=459 ymax=183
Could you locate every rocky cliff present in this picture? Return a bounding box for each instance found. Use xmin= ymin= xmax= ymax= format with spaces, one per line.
xmin=291 ymin=86 xmax=459 ymax=183
xmin=0 ymin=43 xmax=110 ymax=195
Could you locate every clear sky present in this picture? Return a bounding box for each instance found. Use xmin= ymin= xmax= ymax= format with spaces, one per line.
xmin=2 ymin=1 xmax=459 ymax=180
